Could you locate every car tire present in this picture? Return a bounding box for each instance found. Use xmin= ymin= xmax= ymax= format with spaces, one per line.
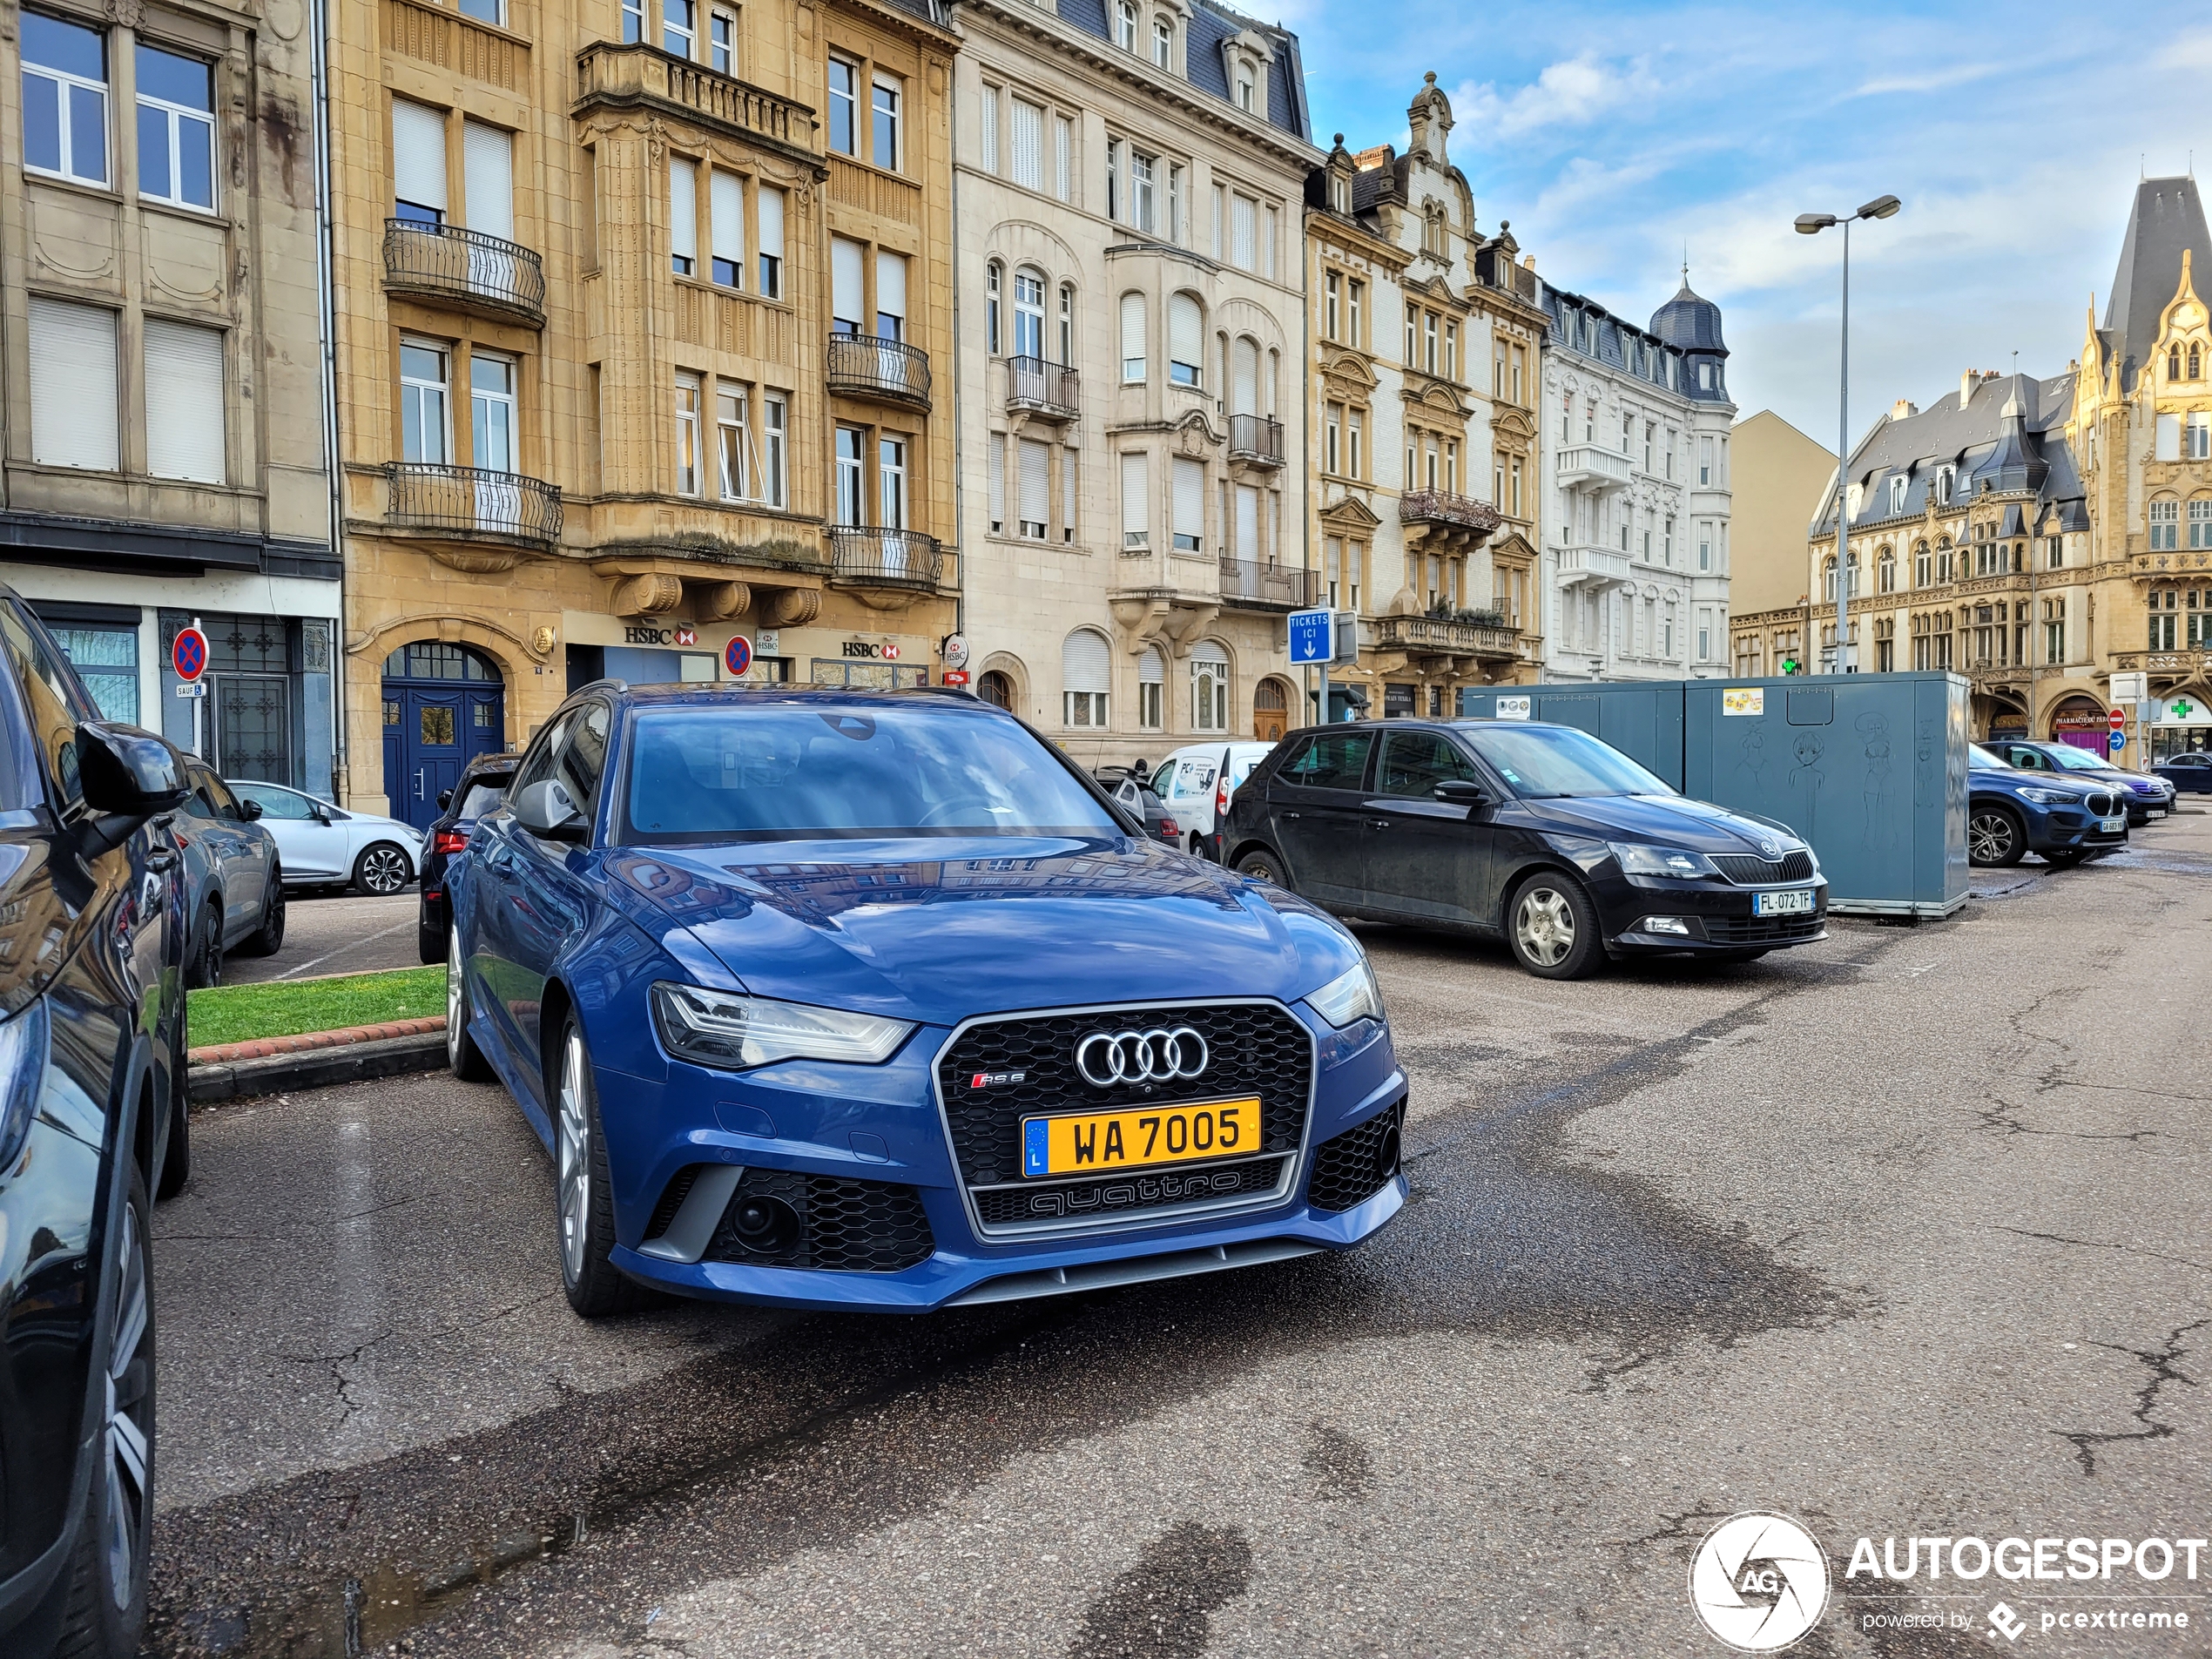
xmin=1967 ymin=806 xmax=2026 ymax=867
xmin=237 ymin=866 xmax=286 ymax=957
xmin=1188 ymin=831 xmax=1208 ymax=860
xmin=446 ymin=932 xmax=495 ymax=1082
xmin=156 ymin=1013 xmax=190 ymax=1203
xmin=553 ymin=1015 xmax=651 ymax=1318
xmin=186 ymin=900 xmax=223 ymax=990
xmin=1234 ymin=847 xmax=1287 ymax=886
xmin=352 ymin=842 xmax=413 ymax=895
xmin=1506 ymin=872 xmax=1605 ymax=981
xmin=54 ymin=1164 xmax=155 ymax=1659
xmin=418 ymin=921 xmax=446 ymax=965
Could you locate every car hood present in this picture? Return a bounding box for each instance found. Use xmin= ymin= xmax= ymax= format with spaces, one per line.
xmin=602 ymin=834 xmax=1362 ymax=1024
xmin=1971 ymin=767 xmax=2094 ymax=799
xmin=1518 ymin=792 xmax=1806 ymax=854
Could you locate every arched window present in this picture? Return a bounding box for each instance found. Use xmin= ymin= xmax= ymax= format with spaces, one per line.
xmin=1137 ymin=645 xmax=1163 ymax=729
xmin=1823 ymin=556 xmax=1839 ymax=603
xmin=2193 ymin=345 xmax=2203 ymax=381
xmin=978 ymin=669 xmax=1014 ymax=710
xmin=1190 ymin=641 xmax=1229 ymax=732
xmin=1231 ymin=336 xmax=1259 ymax=416
xmin=1115 ymin=0 xmax=1136 ymax=51
xmin=1058 ymin=283 xmax=1076 ymax=364
xmin=1912 ymin=539 xmax=1931 ymax=588
xmin=1062 ymin=628 xmax=1109 ymax=727
xmin=1151 ymin=14 xmax=1171 ymax=66
xmin=1119 ymin=292 xmax=1146 ymax=382
xmin=1168 ymin=292 xmax=1203 ymax=386
xmin=1935 ymin=535 xmax=1954 ymax=583
xmin=2171 ymin=346 xmax=2183 ymax=381
xmin=1013 ymin=266 xmax=1045 ymax=359
xmin=1878 ymin=548 xmax=1897 ymax=592
xmin=985 ymin=260 xmax=1002 ymax=355
xmin=1846 ymin=549 xmax=1861 ymax=596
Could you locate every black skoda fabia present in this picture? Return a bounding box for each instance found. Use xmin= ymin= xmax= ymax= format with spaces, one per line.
xmin=1220 ymin=718 xmax=1829 ymax=980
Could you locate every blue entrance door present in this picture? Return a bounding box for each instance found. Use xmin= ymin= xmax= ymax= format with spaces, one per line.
xmin=381 ymin=643 xmax=507 ymax=831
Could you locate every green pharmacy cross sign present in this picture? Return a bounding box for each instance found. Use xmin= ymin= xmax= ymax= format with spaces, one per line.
xmin=2174 ymin=698 xmax=2197 ymax=720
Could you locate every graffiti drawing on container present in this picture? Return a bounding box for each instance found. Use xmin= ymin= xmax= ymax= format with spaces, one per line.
xmin=1737 ymin=727 xmax=1770 ymax=792
xmin=1858 ymin=711 xmax=1896 ymax=853
xmin=1790 ymin=734 xmax=1827 ymax=842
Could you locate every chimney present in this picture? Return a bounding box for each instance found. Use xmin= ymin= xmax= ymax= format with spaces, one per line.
xmin=1960 ymin=370 xmax=1977 ymax=408
xmin=1892 ymin=399 xmax=1919 ymax=420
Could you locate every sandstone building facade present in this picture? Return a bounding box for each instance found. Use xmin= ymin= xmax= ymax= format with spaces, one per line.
xmin=330 ymin=0 xmax=958 ymax=822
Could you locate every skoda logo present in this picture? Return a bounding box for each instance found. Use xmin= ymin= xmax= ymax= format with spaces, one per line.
xmin=1758 ymin=838 xmax=1782 ymax=860
xmin=1074 ymin=1027 xmax=1209 ymax=1089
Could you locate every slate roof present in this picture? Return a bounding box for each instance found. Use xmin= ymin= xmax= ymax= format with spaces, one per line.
xmin=1649 ymin=280 xmax=1725 ymax=354
xmin=1817 ymin=370 xmax=2086 ymax=536
xmin=2103 ymin=176 xmax=2212 ymax=393
xmin=1542 ymin=286 xmax=1697 ymax=401
xmin=1049 ymin=0 xmax=1309 ymax=140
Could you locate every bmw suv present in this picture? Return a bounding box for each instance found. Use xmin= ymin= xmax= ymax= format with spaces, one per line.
xmin=445 ymin=685 xmax=1406 ymax=1315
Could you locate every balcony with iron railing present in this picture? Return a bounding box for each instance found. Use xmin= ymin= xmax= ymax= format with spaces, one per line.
xmin=1227 ymin=413 xmax=1285 ymax=467
xmin=1555 ymin=444 xmax=1634 ymax=493
xmin=827 ymin=333 xmax=932 ymax=409
xmin=1370 ymin=613 xmax=1521 ymax=662
xmin=1398 ymin=490 xmax=1501 ymax=549
xmin=1555 ymin=543 xmax=1634 ymax=586
xmin=1006 ymin=356 xmax=1079 ymax=421
xmin=382 ymin=219 xmax=546 ymax=327
xmin=384 ymin=463 xmax=563 ymax=545
xmin=1217 ymin=556 xmax=1316 ymax=610
xmin=829 ymin=526 xmax=945 ymax=591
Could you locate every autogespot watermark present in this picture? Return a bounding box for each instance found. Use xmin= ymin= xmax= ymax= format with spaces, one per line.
xmin=1688 ymin=1515 xmax=2209 ymax=1649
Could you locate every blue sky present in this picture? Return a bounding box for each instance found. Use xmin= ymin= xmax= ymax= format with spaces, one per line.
xmin=1285 ymin=0 xmax=2212 ymax=448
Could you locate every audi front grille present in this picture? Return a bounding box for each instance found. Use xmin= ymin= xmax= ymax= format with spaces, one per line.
xmin=933 ymin=1001 xmax=1314 ymax=1238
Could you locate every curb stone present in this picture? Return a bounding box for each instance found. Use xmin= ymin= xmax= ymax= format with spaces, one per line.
xmin=188 ymin=1029 xmax=447 ymax=1104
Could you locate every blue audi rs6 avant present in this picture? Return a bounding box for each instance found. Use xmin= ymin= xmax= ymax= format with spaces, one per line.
xmin=446 ymin=685 xmax=1406 ymax=1315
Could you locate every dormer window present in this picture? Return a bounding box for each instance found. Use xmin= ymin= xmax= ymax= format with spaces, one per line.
xmin=1329 ymin=171 xmax=1348 ymax=213
xmin=1235 ymin=74 xmax=1253 ymax=110
xmin=1115 ymin=0 xmax=1136 ymax=51
xmin=1889 ymin=475 xmax=1907 ymax=515
xmin=1936 ymin=466 xmax=1954 ymax=504
xmin=1152 ymin=16 xmax=1172 ymax=67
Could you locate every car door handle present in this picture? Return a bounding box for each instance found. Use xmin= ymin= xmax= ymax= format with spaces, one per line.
xmin=1368 ymin=819 xmax=1392 ymax=829
xmin=1281 ymin=811 xmax=1301 ymax=820
xmin=146 ymin=850 xmax=177 ymax=873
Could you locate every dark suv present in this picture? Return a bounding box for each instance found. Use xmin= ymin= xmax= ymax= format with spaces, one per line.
xmin=1221 ymin=719 xmax=1827 ymax=979
xmin=418 ymin=752 xmax=518 ymax=962
xmin=0 ymin=593 xmax=191 ymax=1659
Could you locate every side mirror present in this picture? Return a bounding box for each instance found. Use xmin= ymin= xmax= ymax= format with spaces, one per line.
xmin=437 ymin=789 xmax=454 ymax=810
xmin=513 ymin=779 xmax=587 ymax=840
xmin=1433 ymin=779 xmax=1491 ymax=808
xmin=76 ymin=723 xmax=189 ymax=857
xmin=240 ymin=799 xmax=264 ymax=820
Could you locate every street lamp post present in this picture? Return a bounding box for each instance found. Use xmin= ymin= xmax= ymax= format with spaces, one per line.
xmin=1796 ymin=195 xmax=1901 ymax=676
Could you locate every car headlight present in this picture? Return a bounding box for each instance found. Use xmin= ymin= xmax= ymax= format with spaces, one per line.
xmin=0 ymin=1000 xmax=51 ymax=1173
xmin=1307 ymin=958 xmax=1385 ymax=1029
xmin=1608 ymin=841 xmax=1720 ymax=879
xmin=651 ymin=982 xmax=914 ymax=1070
xmin=2015 ymin=787 xmax=2081 ymax=806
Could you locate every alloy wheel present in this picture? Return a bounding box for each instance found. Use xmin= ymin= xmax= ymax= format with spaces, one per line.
xmin=556 ymin=1029 xmax=590 ymax=1284
xmin=105 ymin=1201 xmax=151 ymax=1609
xmin=1968 ymin=811 xmax=2014 ymax=864
xmin=361 ymin=846 xmax=410 ymax=894
xmin=1514 ymin=886 xmax=1576 ymax=968
xmin=446 ymin=945 xmax=465 ymax=1069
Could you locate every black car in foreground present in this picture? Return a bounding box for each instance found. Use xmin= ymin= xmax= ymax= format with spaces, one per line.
xmin=0 ymin=593 xmax=192 ymax=1659
xmin=418 ymin=752 xmax=519 ymax=962
xmin=1220 ymin=718 xmax=1828 ymax=979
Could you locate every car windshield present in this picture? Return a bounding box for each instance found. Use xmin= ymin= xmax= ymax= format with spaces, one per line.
xmin=1457 ymin=724 xmax=1672 ymax=799
xmin=621 ymin=705 xmax=1120 ymax=843
xmin=457 ymin=779 xmax=510 ymax=819
xmin=2038 ymin=745 xmax=2111 ymax=772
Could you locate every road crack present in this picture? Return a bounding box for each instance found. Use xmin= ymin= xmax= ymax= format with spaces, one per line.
xmin=2055 ymin=1318 xmax=2211 ymax=1476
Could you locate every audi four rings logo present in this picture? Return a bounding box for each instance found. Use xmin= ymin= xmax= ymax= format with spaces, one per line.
xmin=1074 ymin=1027 xmax=1209 ymax=1088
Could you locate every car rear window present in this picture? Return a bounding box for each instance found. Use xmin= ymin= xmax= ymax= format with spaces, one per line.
xmin=1280 ymin=731 xmax=1372 ymax=792
xmin=621 ymin=705 xmax=1119 ymax=844
xmin=456 ymin=779 xmax=509 ymax=819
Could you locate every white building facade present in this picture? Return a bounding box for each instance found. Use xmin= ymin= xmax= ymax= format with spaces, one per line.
xmin=1537 ymin=279 xmax=1736 ymax=681
xmin=951 ymin=0 xmax=1318 ymax=761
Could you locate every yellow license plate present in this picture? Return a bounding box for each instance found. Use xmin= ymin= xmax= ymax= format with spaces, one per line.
xmin=1021 ymin=1097 xmax=1262 ymax=1178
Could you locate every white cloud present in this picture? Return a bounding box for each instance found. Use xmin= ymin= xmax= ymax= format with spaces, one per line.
xmin=1452 ymin=54 xmax=1659 ymax=140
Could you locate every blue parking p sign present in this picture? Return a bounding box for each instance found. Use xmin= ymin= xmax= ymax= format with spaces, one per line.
xmin=1288 ymin=609 xmax=1333 ymax=665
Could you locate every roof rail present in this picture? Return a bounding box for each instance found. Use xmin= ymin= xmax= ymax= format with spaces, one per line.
xmin=570 ymin=678 xmax=629 ymax=696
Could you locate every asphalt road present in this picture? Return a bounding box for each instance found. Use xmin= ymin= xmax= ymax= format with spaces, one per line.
xmin=145 ymin=813 xmax=2212 ymax=1657
xmin=222 ymin=891 xmax=427 ymax=985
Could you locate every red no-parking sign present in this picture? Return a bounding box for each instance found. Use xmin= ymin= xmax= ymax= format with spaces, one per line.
xmin=172 ymin=626 xmax=208 ymax=682
xmin=2108 ymin=708 xmax=2126 ymax=732
xmin=725 ymin=636 xmax=753 ymax=678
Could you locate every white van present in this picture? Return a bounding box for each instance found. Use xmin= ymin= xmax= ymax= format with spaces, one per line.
xmin=1144 ymin=741 xmax=1278 ymax=859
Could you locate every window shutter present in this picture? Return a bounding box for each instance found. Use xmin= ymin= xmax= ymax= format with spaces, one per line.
xmin=988 ymin=437 xmax=1005 ymax=529
xmin=1231 ymin=194 xmax=1255 ymax=269
xmin=145 ymin=318 xmax=225 ymax=483
xmin=2155 ymin=413 xmax=2182 ymax=462
xmin=1018 ymin=437 xmax=1049 ymax=526
xmin=29 ymin=297 xmax=118 ymax=471
xmin=1234 ymin=485 xmax=1258 ymax=559
xmin=1191 ymin=640 xmax=1228 ymax=666
xmin=1121 ymin=451 xmax=1148 ymax=546
xmin=980 ymin=85 xmax=998 ymax=173
xmin=1119 ymin=293 xmax=1147 ymax=377
xmin=392 ymin=99 xmax=448 ymax=210
xmin=462 ymin=119 xmax=512 ymax=239
xmin=1054 ymin=114 xmax=1072 ymax=199
xmin=1168 ymin=293 xmax=1200 ymax=369
xmin=1137 ymin=645 xmax=1163 ymax=684
xmin=832 ymin=236 xmax=865 ymax=327
xmin=1011 ymin=99 xmax=1042 ymax=190
xmin=1232 ymin=338 xmax=1258 ymax=415
xmin=874 ymin=249 xmax=906 ymax=321
xmin=1172 ymin=456 xmax=1204 ymax=543
xmin=1263 ymin=204 xmax=1278 ymax=278
xmin=1062 ymin=443 xmax=1077 ymax=534
xmin=1062 ymin=630 xmax=1109 ymax=694
xmin=711 ymin=169 xmax=743 ymax=268
xmin=757 ymin=185 xmax=784 ymax=258
xmin=670 ymin=158 xmax=697 ymax=262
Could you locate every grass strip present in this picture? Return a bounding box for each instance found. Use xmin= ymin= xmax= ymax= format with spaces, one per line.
xmin=190 ymin=966 xmax=446 ymax=1050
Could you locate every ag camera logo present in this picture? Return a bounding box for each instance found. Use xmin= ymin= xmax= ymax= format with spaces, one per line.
xmin=1689 ymin=1513 xmax=1831 ymax=1651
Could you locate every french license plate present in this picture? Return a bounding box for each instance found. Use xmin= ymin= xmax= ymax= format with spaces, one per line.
xmin=2101 ymin=816 xmax=2126 ymax=833
xmin=1022 ymin=1096 xmax=1261 ymax=1178
xmin=1754 ymin=887 xmax=1816 ymax=917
